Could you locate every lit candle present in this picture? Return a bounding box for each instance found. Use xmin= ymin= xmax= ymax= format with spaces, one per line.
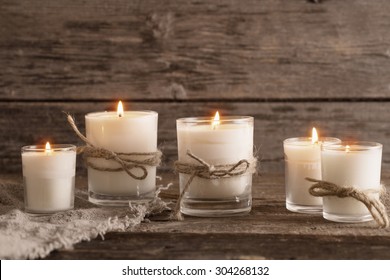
xmin=321 ymin=141 xmax=382 ymax=222
xmin=283 ymin=128 xmax=340 ymax=213
xmin=85 ymin=101 xmax=158 ymax=205
xmin=176 ymin=112 xmax=254 ymax=217
xmin=21 ymin=143 xmax=76 ymax=214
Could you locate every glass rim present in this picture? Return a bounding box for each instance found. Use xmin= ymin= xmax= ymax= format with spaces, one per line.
xmin=85 ymin=110 xmax=158 ymax=119
xmin=21 ymin=144 xmax=76 ymax=152
xmin=322 ymin=141 xmax=383 ymax=152
xmin=284 ymin=137 xmax=341 ymax=146
xmin=177 ymin=116 xmax=253 ymax=124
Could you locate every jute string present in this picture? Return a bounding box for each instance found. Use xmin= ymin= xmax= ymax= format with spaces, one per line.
xmin=172 ymin=151 xmax=257 ymax=220
xmin=306 ymin=177 xmax=389 ymax=228
xmin=66 ymin=114 xmax=162 ymax=180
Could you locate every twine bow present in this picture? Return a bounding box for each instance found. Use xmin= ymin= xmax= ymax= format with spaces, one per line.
xmin=172 ymin=150 xmax=257 ymax=220
xmin=66 ymin=114 xmax=161 ymax=180
xmin=306 ymin=177 xmax=389 ymax=228
xmin=175 ymin=151 xmax=252 ymax=179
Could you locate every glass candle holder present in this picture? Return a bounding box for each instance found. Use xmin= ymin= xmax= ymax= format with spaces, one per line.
xmin=283 ymin=137 xmax=341 ymax=213
xmin=85 ymin=110 xmax=158 ymax=206
xmin=21 ymin=144 xmax=76 ymax=214
xmin=321 ymin=141 xmax=382 ymax=223
xmin=176 ymin=116 xmax=254 ymax=217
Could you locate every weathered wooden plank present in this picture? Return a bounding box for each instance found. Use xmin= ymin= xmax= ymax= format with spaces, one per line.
xmin=1 ymin=101 xmax=390 ymax=174
xmin=44 ymin=232 xmax=390 ymax=260
xmin=1 ymin=0 xmax=390 ymax=100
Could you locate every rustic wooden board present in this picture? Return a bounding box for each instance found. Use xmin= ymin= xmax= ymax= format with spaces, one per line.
xmin=2 ymin=0 xmax=390 ymax=101
xmin=1 ymin=101 xmax=390 ymax=174
xmin=3 ymin=173 xmax=389 ymax=260
xmin=44 ymin=232 xmax=390 ymax=260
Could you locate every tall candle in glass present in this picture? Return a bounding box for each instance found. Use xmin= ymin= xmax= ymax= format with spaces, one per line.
xmin=321 ymin=141 xmax=382 ymax=223
xmin=86 ymin=101 xmax=158 ymax=205
xmin=284 ymin=128 xmax=340 ymax=213
xmin=176 ymin=112 xmax=254 ymax=217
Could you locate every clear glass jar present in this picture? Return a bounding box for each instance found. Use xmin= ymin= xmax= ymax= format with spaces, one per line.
xmin=284 ymin=137 xmax=341 ymax=213
xmin=321 ymin=141 xmax=382 ymax=223
xmin=176 ymin=116 xmax=254 ymax=217
xmin=21 ymin=144 xmax=76 ymax=214
xmin=85 ymin=110 xmax=158 ymax=205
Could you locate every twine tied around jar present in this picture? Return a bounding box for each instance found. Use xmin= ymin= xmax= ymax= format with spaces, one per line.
xmin=306 ymin=177 xmax=389 ymax=228
xmin=66 ymin=114 xmax=162 ymax=180
xmin=172 ymin=150 xmax=257 ymax=220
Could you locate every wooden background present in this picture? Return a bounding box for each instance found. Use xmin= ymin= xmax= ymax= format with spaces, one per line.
xmin=2 ymin=0 xmax=390 ymax=174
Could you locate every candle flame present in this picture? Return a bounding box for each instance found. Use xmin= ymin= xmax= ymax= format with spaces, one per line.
xmin=45 ymin=142 xmax=52 ymax=155
xmin=346 ymin=145 xmax=350 ymax=153
xmin=212 ymin=111 xmax=220 ymax=129
xmin=117 ymin=101 xmax=124 ymax=117
xmin=311 ymin=127 xmax=319 ymax=144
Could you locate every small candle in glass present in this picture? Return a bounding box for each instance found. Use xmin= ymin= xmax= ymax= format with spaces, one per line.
xmin=321 ymin=141 xmax=382 ymax=223
xmin=22 ymin=143 xmax=76 ymax=214
xmin=284 ymin=128 xmax=340 ymax=213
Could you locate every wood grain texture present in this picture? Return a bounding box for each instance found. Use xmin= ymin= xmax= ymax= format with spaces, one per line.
xmin=2 ymin=0 xmax=390 ymax=101
xmin=1 ymin=101 xmax=390 ymax=174
xmin=45 ymin=232 xmax=390 ymax=260
xmin=4 ymin=173 xmax=390 ymax=260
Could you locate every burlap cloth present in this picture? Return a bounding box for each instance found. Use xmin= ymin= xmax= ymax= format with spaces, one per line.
xmin=0 ymin=181 xmax=169 ymax=259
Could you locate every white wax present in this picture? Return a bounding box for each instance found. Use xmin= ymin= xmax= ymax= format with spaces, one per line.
xmin=177 ymin=122 xmax=253 ymax=199
xmin=284 ymin=138 xmax=340 ymax=207
xmin=284 ymin=140 xmax=322 ymax=206
xmin=85 ymin=111 xmax=158 ymax=197
xmin=321 ymin=145 xmax=382 ymax=216
xmin=22 ymin=150 xmax=76 ymax=213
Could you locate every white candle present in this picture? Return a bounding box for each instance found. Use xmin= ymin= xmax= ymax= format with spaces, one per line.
xmin=321 ymin=141 xmax=382 ymax=223
xmin=85 ymin=102 xmax=158 ymax=205
xmin=22 ymin=143 xmax=76 ymax=214
xmin=176 ymin=113 xmax=254 ymax=217
xmin=284 ymin=129 xmax=340 ymax=213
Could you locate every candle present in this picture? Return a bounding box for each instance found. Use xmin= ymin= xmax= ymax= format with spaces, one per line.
xmin=176 ymin=112 xmax=254 ymax=217
xmin=283 ymin=128 xmax=340 ymax=213
xmin=85 ymin=101 xmax=158 ymax=205
xmin=21 ymin=143 xmax=76 ymax=214
xmin=321 ymin=141 xmax=382 ymax=222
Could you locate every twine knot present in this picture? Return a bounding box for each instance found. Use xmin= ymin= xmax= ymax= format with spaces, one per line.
xmin=306 ymin=177 xmax=389 ymax=228
xmin=172 ymin=150 xmax=257 ymax=220
xmin=66 ymin=114 xmax=161 ymax=180
xmin=174 ymin=150 xmax=253 ymax=180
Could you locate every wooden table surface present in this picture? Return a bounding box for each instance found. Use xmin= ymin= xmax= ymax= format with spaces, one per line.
xmin=5 ymin=171 xmax=380 ymax=260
